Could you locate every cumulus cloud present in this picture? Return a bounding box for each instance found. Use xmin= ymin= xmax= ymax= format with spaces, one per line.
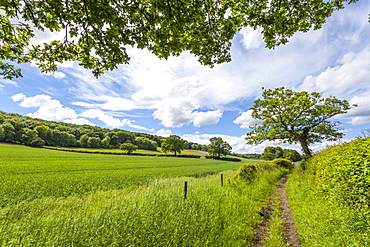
xmin=239 ymin=27 xmax=264 ymax=49
xmin=64 ymin=118 xmax=96 ymax=126
xmin=156 ymin=129 xmax=172 ymax=137
xmin=297 ymin=47 xmax=370 ymax=96
xmin=152 ymin=99 xmax=223 ymax=128
xmin=11 ymin=93 xmax=26 ymax=102
xmin=193 ymin=110 xmax=223 ymax=127
xmin=80 ymin=109 xmax=133 ymax=128
xmin=13 ymin=94 xmax=78 ymax=121
xmin=234 ymin=110 xmax=262 ymax=128
xmin=336 ymin=95 xmax=370 ymax=125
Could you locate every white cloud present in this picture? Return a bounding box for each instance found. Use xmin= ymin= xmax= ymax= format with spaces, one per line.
xmin=234 ymin=110 xmax=262 ymax=128
xmin=239 ymin=27 xmax=264 ymax=49
xmin=156 ymin=129 xmax=172 ymax=137
xmin=14 ymin=94 xmax=78 ymax=121
xmin=64 ymin=118 xmax=96 ymax=126
xmin=1 ymin=79 xmax=17 ymax=87
xmin=153 ymin=101 xmax=197 ymax=127
xmin=297 ymin=47 xmax=370 ymax=96
xmin=11 ymin=93 xmax=26 ymax=102
xmin=193 ymin=110 xmax=223 ymax=127
xmin=52 ymin=72 xmax=66 ymax=79
xmin=80 ymin=109 xmax=132 ymax=128
xmin=337 ymin=95 xmax=370 ymax=125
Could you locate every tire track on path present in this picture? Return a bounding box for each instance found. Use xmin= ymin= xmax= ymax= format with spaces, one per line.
xmin=251 ymin=175 xmax=301 ymax=247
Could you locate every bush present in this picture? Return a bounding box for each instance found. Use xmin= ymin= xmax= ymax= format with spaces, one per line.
xmin=235 ymin=163 xmax=259 ymax=182
xmin=205 ymin=156 xmax=241 ymax=162
xmin=271 ymin=158 xmax=294 ymax=170
xmin=308 ymin=137 xmax=370 ymax=212
xmin=29 ymin=138 xmax=45 ymax=147
xmin=235 ymin=161 xmax=279 ymax=182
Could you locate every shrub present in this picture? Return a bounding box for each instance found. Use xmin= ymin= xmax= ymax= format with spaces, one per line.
xmin=235 ymin=163 xmax=259 ymax=182
xmin=29 ymin=138 xmax=45 ymax=147
xmin=205 ymin=156 xmax=241 ymax=162
xmin=271 ymin=158 xmax=294 ymax=170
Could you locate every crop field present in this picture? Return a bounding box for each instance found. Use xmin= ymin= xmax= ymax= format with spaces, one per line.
xmin=0 ymin=144 xmax=244 ymax=206
xmin=0 ymin=144 xmax=286 ymax=246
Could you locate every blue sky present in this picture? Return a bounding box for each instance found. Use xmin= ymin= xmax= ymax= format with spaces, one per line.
xmin=1 ymin=2 xmax=370 ymax=154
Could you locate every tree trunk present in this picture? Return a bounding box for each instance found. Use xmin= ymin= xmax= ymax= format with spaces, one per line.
xmin=298 ymin=138 xmax=312 ymax=158
xmin=291 ymin=131 xmax=312 ymax=158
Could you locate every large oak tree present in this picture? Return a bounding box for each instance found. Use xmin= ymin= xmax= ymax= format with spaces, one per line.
xmin=245 ymin=87 xmax=355 ymax=157
xmin=1 ymin=0 xmax=362 ymax=79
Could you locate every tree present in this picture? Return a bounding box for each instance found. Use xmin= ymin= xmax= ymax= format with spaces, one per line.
xmin=1 ymin=0 xmax=361 ymax=79
xmin=101 ymin=136 xmax=111 ymax=148
xmin=261 ymin=146 xmax=302 ymax=162
xmin=134 ymin=137 xmax=158 ymax=151
xmin=87 ymin=136 xmax=101 ymax=148
xmin=161 ymin=135 xmax=185 ymax=156
xmin=79 ymin=134 xmax=89 ymax=147
xmin=120 ymin=143 xmax=138 ymax=155
xmin=0 ymin=125 xmax=4 ymax=141
xmin=1 ymin=123 xmax=15 ymax=142
xmin=245 ymin=87 xmax=354 ymax=157
xmin=207 ymin=137 xmax=232 ymax=158
xmin=21 ymin=128 xmax=39 ymax=145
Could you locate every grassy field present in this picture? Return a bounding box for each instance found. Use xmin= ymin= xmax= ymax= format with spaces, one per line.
xmin=0 ymin=144 xmax=244 ymax=206
xmin=0 ymin=144 xmax=286 ymax=246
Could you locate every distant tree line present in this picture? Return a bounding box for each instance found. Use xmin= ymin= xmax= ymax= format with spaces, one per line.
xmin=261 ymin=146 xmax=302 ymax=162
xmin=0 ymin=111 xmax=208 ymax=151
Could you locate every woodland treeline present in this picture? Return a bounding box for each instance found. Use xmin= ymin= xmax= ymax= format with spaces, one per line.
xmin=0 ymin=111 xmax=208 ymax=151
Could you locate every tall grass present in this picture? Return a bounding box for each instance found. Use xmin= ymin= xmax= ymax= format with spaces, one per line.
xmin=0 ymin=169 xmax=285 ymax=246
xmin=0 ymin=145 xmax=242 ymax=206
xmin=287 ymin=169 xmax=369 ymax=247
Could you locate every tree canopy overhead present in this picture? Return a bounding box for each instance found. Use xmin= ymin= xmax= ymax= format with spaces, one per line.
xmin=245 ymin=87 xmax=355 ymax=157
xmin=1 ymin=0 xmax=361 ymax=79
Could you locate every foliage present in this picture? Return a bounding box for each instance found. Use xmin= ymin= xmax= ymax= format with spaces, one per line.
xmin=0 ymin=0 xmax=362 ymax=79
xmin=307 ymin=137 xmax=370 ymax=214
xmin=29 ymin=137 xmax=45 ymax=147
xmin=134 ymin=136 xmax=157 ymax=151
xmin=235 ymin=161 xmax=282 ymax=182
xmin=119 ymin=143 xmax=138 ymax=154
xmin=205 ymin=155 xmax=241 ymax=162
xmin=245 ymin=87 xmax=354 ymax=157
xmin=232 ymin=153 xmax=262 ymax=159
xmin=287 ymin=169 xmax=369 ymax=246
xmin=161 ymin=135 xmax=185 ymax=156
xmin=0 ymin=110 xmax=206 ymax=151
xmin=286 ymin=137 xmax=370 ymax=245
xmin=271 ymin=158 xmax=294 ymax=170
xmin=207 ymin=137 xmax=232 ymax=158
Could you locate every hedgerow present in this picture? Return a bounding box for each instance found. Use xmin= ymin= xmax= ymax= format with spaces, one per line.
xmin=302 ymin=137 xmax=370 ymax=233
xmin=310 ymin=138 xmax=370 ymax=210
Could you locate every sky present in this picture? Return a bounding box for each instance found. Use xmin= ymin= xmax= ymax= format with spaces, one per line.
xmin=1 ymin=1 xmax=370 ymax=154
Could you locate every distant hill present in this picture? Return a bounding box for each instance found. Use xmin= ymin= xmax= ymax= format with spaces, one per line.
xmin=0 ymin=110 xmax=208 ymax=151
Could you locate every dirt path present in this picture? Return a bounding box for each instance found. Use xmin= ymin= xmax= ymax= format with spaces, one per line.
xmin=251 ymin=176 xmax=301 ymax=247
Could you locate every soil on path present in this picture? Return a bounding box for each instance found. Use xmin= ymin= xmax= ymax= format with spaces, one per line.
xmin=251 ymin=175 xmax=301 ymax=247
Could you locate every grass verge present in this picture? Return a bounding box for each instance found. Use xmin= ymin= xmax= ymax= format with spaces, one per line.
xmin=287 ymin=169 xmax=369 ymax=247
xmin=1 ymin=169 xmax=285 ymax=246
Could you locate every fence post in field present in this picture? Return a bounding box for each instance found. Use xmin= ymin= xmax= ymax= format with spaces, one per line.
xmin=221 ymin=173 xmax=224 ymax=186
xmin=184 ymin=181 xmax=188 ymax=200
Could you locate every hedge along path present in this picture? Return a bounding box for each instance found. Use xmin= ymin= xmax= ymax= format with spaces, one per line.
xmin=252 ymin=175 xmax=301 ymax=247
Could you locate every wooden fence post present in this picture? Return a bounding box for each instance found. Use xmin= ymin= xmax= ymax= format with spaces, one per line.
xmin=221 ymin=173 xmax=224 ymax=186
xmin=184 ymin=181 xmax=188 ymax=200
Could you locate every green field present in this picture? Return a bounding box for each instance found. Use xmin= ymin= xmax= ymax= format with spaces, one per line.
xmin=0 ymin=144 xmax=244 ymax=206
xmin=0 ymin=144 xmax=286 ymax=246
